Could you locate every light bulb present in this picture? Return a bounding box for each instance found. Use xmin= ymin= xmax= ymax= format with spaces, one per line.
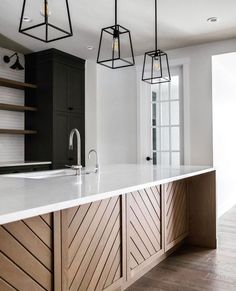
xmin=153 ymin=58 xmax=160 ymax=71
xmin=40 ymin=1 xmax=51 ymax=17
xmin=112 ymin=37 xmax=119 ymax=53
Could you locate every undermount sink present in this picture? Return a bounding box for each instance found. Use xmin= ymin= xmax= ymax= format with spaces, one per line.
xmin=2 ymin=168 xmax=96 ymax=180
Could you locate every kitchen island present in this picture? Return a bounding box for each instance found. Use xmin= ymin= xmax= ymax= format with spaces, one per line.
xmin=0 ymin=164 xmax=216 ymax=291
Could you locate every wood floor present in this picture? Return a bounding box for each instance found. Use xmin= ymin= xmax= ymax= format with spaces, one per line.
xmin=127 ymin=206 xmax=236 ymax=291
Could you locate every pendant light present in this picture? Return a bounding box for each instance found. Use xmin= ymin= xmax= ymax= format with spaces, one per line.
xmin=97 ymin=0 xmax=135 ymax=69
xmin=142 ymin=0 xmax=171 ymax=84
xmin=19 ymin=0 xmax=73 ymax=43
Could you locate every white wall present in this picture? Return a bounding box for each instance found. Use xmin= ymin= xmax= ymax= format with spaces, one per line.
xmin=96 ymin=65 xmax=137 ymax=165
xmin=0 ymin=47 xmax=25 ymax=162
xmin=212 ymin=52 xmax=236 ymax=217
xmin=87 ymin=38 xmax=236 ymax=167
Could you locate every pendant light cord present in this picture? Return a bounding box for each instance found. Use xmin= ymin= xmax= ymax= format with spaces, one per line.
xmin=155 ymin=0 xmax=158 ymax=52
xmin=115 ymin=0 xmax=118 ymax=27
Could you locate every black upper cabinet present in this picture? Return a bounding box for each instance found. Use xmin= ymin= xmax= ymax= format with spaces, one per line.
xmin=25 ymin=49 xmax=85 ymax=169
xmin=54 ymin=62 xmax=68 ymax=112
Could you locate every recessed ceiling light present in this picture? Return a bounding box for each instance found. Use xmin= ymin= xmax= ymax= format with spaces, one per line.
xmin=87 ymin=46 xmax=94 ymax=51
xmin=207 ymin=17 xmax=219 ymax=23
xmin=23 ymin=16 xmax=32 ymax=22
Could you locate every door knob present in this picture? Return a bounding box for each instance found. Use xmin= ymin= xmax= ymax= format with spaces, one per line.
xmin=146 ymin=157 xmax=153 ymax=161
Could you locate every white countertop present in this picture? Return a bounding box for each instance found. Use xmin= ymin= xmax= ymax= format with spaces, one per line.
xmin=0 ymin=164 xmax=214 ymax=225
xmin=0 ymin=161 xmax=52 ymax=167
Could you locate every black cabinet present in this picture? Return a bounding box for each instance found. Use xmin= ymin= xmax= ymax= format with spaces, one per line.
xmin=25 ymin=49 xmax=85 ymax=169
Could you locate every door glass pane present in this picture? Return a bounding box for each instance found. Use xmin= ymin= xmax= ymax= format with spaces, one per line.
xmin=171 ymin=127 xmax=180 ymax=151
xmin=170 ymin=101 xmax=179 ymax=125
xmin=171 ymin=152 xmax=180 ymax=166
xmin=153 ymin=128 xmax=160 ymax=151
xmin=161 ymin=103 xmax=169 ymax=126
xmin=152 ymin=128 xmax=156 ymax=151
xmin=152 ymin=91 xmax=158 ymax=102
xmin=161 ymin=152 xmax=170 ymax=165
xmin=152 ymin=103 xmax=158 ymax=126
xmin=160 ymin=83 xmax=169 ymax=100
xmin=171 ymin=76 xmax=179 ymax=100
xmin=153 ymin=152 xmax=157 ymax=165
xmin=161 ymin=127 xmax=169 ymax=150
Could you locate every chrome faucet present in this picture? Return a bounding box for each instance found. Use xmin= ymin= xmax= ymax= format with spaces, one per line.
xmin=88 ymin=149 xmax=100 ymax=173
xmin=69 ymin=128 xmax=82 ymax=175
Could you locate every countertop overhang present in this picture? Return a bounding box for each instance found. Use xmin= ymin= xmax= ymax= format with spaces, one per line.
xmin=0 ymin=161 xmax=52 ymax=167
xmin=0 ymin=164 xmax=214 ymax=225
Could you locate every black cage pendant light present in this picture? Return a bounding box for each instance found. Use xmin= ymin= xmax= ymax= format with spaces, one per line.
xmin=19 ymin=0 xmax=73 ymax=43
xmin=142 ymin=0 xmax=171 ymax=84
xmin=97 ymin=0 xmax=135 ymax=69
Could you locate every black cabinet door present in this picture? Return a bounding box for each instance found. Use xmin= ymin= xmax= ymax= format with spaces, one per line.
xmin=68 ymin=67 xmax=84 ymax=114
xmin=68 ymin=113 xmax=85 ymax=166
xmin=54 ymin=62 xmax=68 ymax=112
xmin=53 ymin=112 xmax=69 ymax=167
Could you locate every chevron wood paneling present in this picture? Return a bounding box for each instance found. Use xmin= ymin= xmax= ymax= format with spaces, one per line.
xmin=164 ymin=180 xmax=188 ymax=251
xmin=61 ymin=196 xmax=123 ymax=291
xmin=0 ymin=213 xmax=53 ymax=291
xmin=127 ymin=186 xmax=163 ymax=280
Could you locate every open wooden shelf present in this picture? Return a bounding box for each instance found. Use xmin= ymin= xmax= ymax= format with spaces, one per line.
xmin=0 ymin=77 xmax=37 ymax=90
xmin=0 ymin=129 xmax=37 ymax=135
xmin=0 ymin=103 xmax=37 ymax=112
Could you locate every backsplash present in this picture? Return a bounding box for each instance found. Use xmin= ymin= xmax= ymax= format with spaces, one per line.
xmin=0 ymin=47 xmax=25 ymax=162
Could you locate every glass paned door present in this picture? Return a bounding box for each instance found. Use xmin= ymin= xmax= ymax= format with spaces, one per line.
xmin=151 ymin=66 xmax=184 ymax=166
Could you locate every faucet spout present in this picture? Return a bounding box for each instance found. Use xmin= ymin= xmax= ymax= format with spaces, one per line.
xmin=88 ymin=149 xmax=100 ymax=173
xmin=69 ymin=128 xmax=81 ymax=167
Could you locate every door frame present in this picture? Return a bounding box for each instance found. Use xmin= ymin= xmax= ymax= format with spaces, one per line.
xmin=136 ymin=57 xmax=191 ymax=165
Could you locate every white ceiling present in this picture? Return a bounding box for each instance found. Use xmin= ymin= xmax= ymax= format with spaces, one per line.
xmin=0 ymin=0 xmax=236 ymax=59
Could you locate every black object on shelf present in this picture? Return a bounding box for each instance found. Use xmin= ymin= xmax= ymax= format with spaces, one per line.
xmin=25 ymin=49 xmax=85 ymax=169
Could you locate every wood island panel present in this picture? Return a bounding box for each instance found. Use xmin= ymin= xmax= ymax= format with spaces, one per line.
xmin=60 ymin=196 xmax=124 ymax=291
xmin=126 ymin=186 xmax=164 ymax=284
xmin=187 ymin=171 xmax=217 ymax=249
xmin=0 ymin=213 xmax=54 ymax=291
xmin=164 ymin=180 xmax=189 ymax=251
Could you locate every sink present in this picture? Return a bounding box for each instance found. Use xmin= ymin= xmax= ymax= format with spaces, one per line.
xmin=2 ymin=168 xmax=96 ymax=179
